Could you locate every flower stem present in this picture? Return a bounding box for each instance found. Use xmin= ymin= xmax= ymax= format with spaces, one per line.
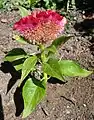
xmin=39 ymin=44 xmax=48 ymax=82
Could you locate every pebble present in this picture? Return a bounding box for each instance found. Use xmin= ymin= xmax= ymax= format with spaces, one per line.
xmin=83 ymin=104 xmax=86 ymax=107
xmin=66 ymin=105 xmax=70 ymax=108
xmin=74 ymin=17 xmax=77 ymax=20
xmin=66 ymin=109 xmax=71 ymax=114
xmin=1 ymin=19 xmax=8 ymax=23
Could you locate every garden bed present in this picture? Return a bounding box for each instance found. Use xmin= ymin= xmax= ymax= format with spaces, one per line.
xmin=0 ymin=10 xmax=94 ymax=120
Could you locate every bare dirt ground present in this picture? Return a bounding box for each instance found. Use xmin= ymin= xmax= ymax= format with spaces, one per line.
xmin=0 ymin=10 xmax=94 ymax=120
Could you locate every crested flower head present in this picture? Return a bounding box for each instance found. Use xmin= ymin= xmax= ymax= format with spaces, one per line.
xmin=14 ymin=10 xmax=67 ymax=44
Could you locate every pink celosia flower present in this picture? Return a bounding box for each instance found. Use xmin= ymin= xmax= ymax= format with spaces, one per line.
xmin=13 ymin=10 xmax=67 ymax=44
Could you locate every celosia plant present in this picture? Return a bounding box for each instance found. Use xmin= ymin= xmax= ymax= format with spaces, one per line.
xmin=4 ymin=8 xmax=92 ymax=118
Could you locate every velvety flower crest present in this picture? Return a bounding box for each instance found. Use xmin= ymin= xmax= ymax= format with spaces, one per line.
xmin=14 ymin=10 xmax=67 ymax=44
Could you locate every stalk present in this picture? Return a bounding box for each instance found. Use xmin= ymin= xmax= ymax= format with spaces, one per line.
xmin=39 ymin=44 xmax=48 ymax=82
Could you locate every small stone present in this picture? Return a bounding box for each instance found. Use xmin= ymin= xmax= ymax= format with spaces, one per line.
xmin=66 ymin=109 xmax=71 ymax=114
xmin=83 ymin=104 xmax=86 ymax=107
xmin=1 ymin=19 xmax=8 ymax=23
xmin=74 ymin=17 xmax=77 ymax=20
xmin=66 ymin=105 xmax=70 ymax=108
xmin=82 ymin=11 xmax=85 ymax=14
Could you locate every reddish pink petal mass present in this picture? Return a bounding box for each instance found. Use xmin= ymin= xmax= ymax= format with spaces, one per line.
xmin=13 ymin=10 xmax=67 ymax=44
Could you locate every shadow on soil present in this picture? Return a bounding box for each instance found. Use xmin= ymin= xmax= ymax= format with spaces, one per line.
xmin=0 ymin=61 xmax=24 ymax=116
xmin=0 ymin=61 xmax=21 ymax=93
xmin=48 ymin=77 xmax=67 ymax=84
xmin=14 ymin=85 xmax=24 ymax=117
xmin=0 ymin=95 xmax=4 ymax=120
xmin=74 ymin=18 xmax=94 ymax=36
xmin=75 ymin=0 xmax=94 ymax=12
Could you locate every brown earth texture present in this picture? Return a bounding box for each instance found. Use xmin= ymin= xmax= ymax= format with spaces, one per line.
xmin=0 ymin=10 xmax=94 ymax=120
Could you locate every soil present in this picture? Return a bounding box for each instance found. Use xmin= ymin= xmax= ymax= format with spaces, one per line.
xmin=0 ymin=10 xmax=94 ymax=120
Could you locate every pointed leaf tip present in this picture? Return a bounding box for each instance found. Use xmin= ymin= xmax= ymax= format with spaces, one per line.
xmin=59 ymin=60 xmax=92 ymax=77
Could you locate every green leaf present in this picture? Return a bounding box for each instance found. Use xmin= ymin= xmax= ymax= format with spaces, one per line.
xmin=28 ymin=0 xmax=40 ymax=6
xmin=45 ymin=45 xmax=57 ymax=53
xmin=13 ymin=35 xmax=28 ymax=44
xmin=18 ymin=6 xmax=30 ymax=17
xmin=46 ymin=45 xmax=59 ymax=60
xmin=14 ymin=63 xmax=23 ymax=71
xmin=43 ymin=58 xmax=64 ymax=80
xmin=20 ymin=56 xmax=37 ymax=86
xmin=12 ymin=58 xmax=25 ymax=71
xmin=0 ymin=0 xmax=3 ymax=9
xmin=4 ymin=48 xmax=27 ymax=62
xmin=52 ymin=36 xmax=72 ymax=48
xmin=44 ymin=45 xmax=58 ymax=60
xmin=59 ymin=60 xmax=92 ymax=77
xmin=22 ymin=78 xmax=46 ymax=118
